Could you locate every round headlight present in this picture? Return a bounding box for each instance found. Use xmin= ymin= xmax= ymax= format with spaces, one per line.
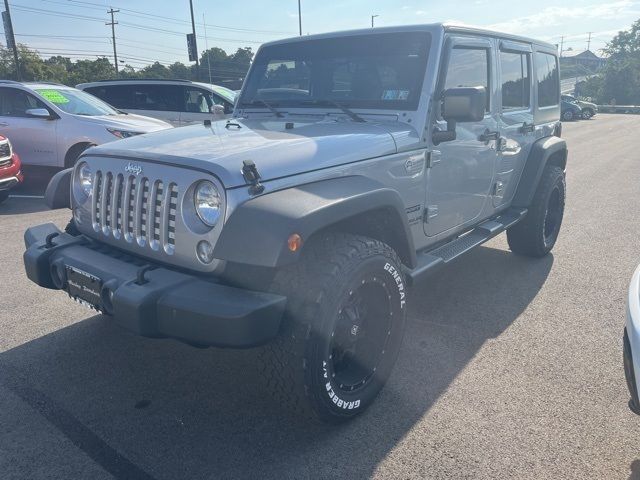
xmin=194 ymin=181 xmax=222 ymax=227
xmin=78 ymin=162 xmax=93 ymax=197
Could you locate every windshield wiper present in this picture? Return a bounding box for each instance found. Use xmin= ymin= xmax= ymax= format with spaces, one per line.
xmin=300 ymin=100 xmax=366 ymax=123
xmin=242 ymin=99 xmax=284 ymax=118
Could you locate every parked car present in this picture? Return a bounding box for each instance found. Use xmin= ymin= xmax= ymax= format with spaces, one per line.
xmin=0 ymin=135 xmax=23 ymax=204
xmin=624 ymin=265 xmax=640 ymax=415
xmin=76 ymin=79 xmax=236 ymax=127
xmin=0 ymin=81 xmax=171 ymax=168
xmin=25 ymin=24 xmax=566 ymax=423
xmin=562 ymin=94 xmax=597 ymax=119
xmin=561 ymin=99 xmax=582 ymax=121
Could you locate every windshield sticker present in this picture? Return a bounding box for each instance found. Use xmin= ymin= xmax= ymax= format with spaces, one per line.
xmin=381 ymin=90 xmax=410 ymax=101
xmin=36 ymin=89 xmax=70 ymax=104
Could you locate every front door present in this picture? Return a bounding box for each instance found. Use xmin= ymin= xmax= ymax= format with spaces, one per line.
xmin=0 ymin=88 xmax=58 ymax=167
xmin=425 ymin=37 xmax=498 ymax=237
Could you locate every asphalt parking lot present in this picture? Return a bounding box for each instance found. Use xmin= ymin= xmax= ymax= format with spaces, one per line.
xmin=1 ymin=114 xmax=640 ymax=479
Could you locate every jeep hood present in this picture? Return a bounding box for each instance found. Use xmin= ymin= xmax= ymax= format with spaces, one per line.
xmin=88 ymin=118 xmax=408 ymax=188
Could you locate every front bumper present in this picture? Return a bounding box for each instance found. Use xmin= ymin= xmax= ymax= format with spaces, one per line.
xmin=624 ymin=264 xmax=640 ymax=414
xmin=23 ymin=223 xmax=286 ymax=348
xmin=0 ymin=153 xmax=23 ymax=191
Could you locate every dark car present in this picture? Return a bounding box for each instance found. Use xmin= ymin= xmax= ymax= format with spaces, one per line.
xmin=561 ymin=99 xmax=582 ymax=121
xmin=0 ymin=135 xmax=23 ymax=204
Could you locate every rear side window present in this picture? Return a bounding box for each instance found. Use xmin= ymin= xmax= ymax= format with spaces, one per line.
xmin=535 ymin=52 xmax=559 ymax=107
xmin=444 ymin=47 xmax=490 ymax=111
xmin=500 ymin=51 xmax=530 ymax=110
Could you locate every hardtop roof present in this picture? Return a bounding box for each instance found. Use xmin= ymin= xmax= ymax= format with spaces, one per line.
xmin=261 ymin=23 xmax=556 ymax=52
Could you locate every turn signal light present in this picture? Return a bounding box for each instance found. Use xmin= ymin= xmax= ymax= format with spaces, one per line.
xmin=288 ymin=234 xmax=303 ymax=252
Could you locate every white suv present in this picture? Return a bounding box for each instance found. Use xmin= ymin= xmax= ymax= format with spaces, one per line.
xmin=0 ymin=81 xmax=171 ymax=168
xmin=76 ymin=79 xmax=236 ymax=127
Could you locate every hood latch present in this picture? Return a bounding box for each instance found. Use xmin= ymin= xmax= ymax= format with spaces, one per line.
xmin=242 ymin=160 xmax=265 ymax=195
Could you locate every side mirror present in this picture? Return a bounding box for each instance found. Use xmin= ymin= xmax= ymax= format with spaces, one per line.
xmin=433 ymin=86 xmax=486 ymax=145
xmin=210 ymin=104 xmax=225 ymax=116
xmin=25 ymin=108 xmax=52 ymax=119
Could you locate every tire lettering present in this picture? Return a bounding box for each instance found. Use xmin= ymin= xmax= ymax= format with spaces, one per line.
xmin=384 ymin=263 xmax=406 ymax=309
xmin=322 ymin=362 xmax=361 ymax=410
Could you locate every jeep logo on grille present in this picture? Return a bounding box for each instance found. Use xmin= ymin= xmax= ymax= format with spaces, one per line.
xmin=124 ymin=162 xmax=143 ymax=176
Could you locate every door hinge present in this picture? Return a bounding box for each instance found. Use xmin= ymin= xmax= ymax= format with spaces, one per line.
xmin=426 ymin=150 xmax=441 ymax=168
xmin=424 ymin=205 xmax=439 ymax=223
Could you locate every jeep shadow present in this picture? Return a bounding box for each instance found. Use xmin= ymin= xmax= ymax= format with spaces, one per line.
xmin=0 ymin=245 xmax=552 ymax=479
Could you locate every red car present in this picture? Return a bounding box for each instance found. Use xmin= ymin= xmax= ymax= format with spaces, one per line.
xmin=0 ymin=135 xmax=23 ymax=204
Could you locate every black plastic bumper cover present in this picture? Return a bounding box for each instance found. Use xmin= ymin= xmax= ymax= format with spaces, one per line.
xmin=23 ymin=223 xmax=286 ymax=348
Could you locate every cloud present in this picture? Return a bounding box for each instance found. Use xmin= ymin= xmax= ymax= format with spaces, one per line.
xmin=487 ymin=1 xmax=640 ymax=33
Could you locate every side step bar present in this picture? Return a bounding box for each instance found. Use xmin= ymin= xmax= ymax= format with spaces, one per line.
xmin=406 ymin=207 xmax=527 ymax=286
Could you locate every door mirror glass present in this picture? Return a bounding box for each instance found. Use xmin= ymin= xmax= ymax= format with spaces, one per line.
xmin=442 ymin=87 xmax=486 ymax=122
xmin=25 ymin=108 xmax=52 ymax=119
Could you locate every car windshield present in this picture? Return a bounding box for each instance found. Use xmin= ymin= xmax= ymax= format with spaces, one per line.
xmin=240 ymin=32 xmax=431 ymax=111
xmin=211 ymin=85 xmax=237 ymax=104
xmin=34 ymin=87 xmax=119 ymax=116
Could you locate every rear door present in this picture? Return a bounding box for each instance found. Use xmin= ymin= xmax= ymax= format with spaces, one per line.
xmin=0 ymin=87 xmax=58 ymax=166
xmin=425 ymin=36 xmax=499 ymax=237
xmin=495 ymin=41 xmax=535 ymax=208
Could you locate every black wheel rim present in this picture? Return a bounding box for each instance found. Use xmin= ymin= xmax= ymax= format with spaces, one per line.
xmin=544 ymin=186 xmax=562 ymax=243
xmin=329 ymin=278 xmax=392 ymax=393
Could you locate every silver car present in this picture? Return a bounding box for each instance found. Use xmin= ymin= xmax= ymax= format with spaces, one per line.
xmin=0 ymin=81 xmax=171 ymax=168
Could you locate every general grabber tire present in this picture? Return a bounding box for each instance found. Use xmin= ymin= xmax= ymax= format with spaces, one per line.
xmin=260 ymin=233 xmax=408 ymax=423
xmin=507 ymin=165 xmax=566 ymax=257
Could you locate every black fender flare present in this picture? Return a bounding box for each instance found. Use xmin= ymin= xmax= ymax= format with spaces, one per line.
xmin=512 ymin=135 xmax=567 ymax=208
xmin=214 ymin=176 xmax=417 ymax=268
xmin=45 ymin=168 xmax=72 ymax=210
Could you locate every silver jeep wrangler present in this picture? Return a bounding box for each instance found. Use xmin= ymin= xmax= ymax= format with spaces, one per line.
xmin=24 ymin=23 xmax=567 ymax=423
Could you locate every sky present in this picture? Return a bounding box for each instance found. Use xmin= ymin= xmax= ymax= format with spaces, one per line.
xmin=2 ymin=0 xmax=639 ymax=73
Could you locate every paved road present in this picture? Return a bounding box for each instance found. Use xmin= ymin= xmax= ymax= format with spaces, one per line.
xmin=1 ymin=114 xmax=640 ymax=479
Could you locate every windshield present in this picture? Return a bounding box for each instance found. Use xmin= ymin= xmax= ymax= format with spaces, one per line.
xmin=34 ymin=88 xmax=119 ymax=116
xmin=211 ymin=85 xmax=237 ymax=104
xmin=240 ymin=32 xmax=431 ymax=111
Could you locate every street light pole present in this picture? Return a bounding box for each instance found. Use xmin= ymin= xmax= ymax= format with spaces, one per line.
xmin=371 ymin=14 xmax=379 ymax=28
xmin=298 ymin=0 xmax=302 ymax=36
xmin=189 ymin=0 xmax=199 ymax=74
xmin=3 ymin=0 xmax=20 ymax=80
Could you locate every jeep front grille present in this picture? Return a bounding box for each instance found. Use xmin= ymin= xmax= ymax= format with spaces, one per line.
xmin=92 ymin=170 xmax=178 ymax=255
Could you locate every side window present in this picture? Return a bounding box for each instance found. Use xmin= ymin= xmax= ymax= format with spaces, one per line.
xmin=536 ymin=52 xmax=559 ymax=107
xmin=0 ymin=88 xmax=48 ymax=117
xmin=85 ymin=85 xmax=133 ymax=109
xmin=500 ymin=51 xmax=530 ymax=110
xmin=444 ymin=47 xmax=490 ymax=111
xmin=184 ymin=87 xmax=213 ymax=113
xmin=129 ymin=85 xmax=182 ymax=112
xmin=210 ymin=92 xmax=233 ymax=114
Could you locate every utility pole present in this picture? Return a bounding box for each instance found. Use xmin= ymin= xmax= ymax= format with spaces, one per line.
xmin=189 ymin=0 xmax=199 ymax=77
xmin=587 ymin=32 xmax=593 ymax=51
xmin=371 ymin=14 xmax=379 ymax=28
xmin=2 ymin=0 xmax=20 ymax=80
xmin=106 ymin=8 xmax=119 ymax=74
xmin=298 ymin=0 xmax=302 ymax=36
xmin=559 ymin=36 xmax=564 ymax=57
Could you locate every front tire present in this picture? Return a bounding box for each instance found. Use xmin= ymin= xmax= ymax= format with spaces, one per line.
xmin=0 ymin=191 xmax=8 ymax=204
xmin=261 ymin=233 xmax=408 ymax=423
xmin=507 ymin=165 xmax=566 ymax=257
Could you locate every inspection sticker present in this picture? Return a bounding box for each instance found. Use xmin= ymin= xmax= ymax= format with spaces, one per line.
xmin=36 ymin=89 xmax=70 ymax=104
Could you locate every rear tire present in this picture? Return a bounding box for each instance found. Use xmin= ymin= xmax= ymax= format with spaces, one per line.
xmin=562 ymin=111 xmax=574 ymax=121
xmin=507 ymin=166 xmax=565 ymax=257
xmin=260 ymin=233 xmax=408 ymax=423
xmin=582 ymin=109 xmax=594 ymax=120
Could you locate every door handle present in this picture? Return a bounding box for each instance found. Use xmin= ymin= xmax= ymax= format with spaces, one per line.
xmin=479 ymin=129 xmax=500 ymax=143
xmin=519 ymin=122 xmax=535 ymax=133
